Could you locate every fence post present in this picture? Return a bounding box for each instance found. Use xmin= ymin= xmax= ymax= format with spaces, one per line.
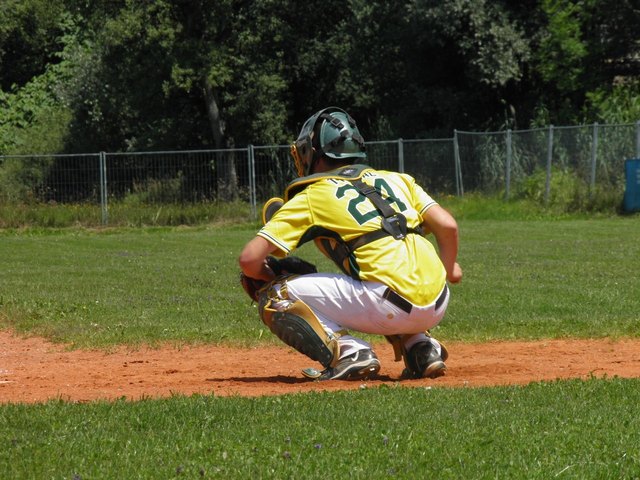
xmin=453 ymin=130 xmax=463 ymax=196
xmin=636 ymin=121 xmax=640 ymax=158
xmin=590 ymin=122 xmax=598 ymax=198
xmin=544 ymin=125 xmax=554 ymax=205
xmin=505 ymin=129 xmax=512 ymax=200
xmin=99 ymin=151 xmax=108 ymax=225
xmin=248 ymin=145 xmax=256 ymax=220
xmin=397 ymin=138 xmax=404 ymax=173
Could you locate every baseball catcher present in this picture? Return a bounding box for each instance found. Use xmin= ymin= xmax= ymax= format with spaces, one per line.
xmin=239 ymin=106 xmax=462 ymax=380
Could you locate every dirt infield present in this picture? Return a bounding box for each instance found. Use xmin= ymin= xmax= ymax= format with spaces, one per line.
xmin=2 ymin=330 xmax=640 ymax=403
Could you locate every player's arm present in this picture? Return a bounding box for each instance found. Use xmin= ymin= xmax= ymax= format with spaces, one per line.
xmin=422 ymin=204 xmax=463 ymax=284
xmin=238 ymin=236 xmax=281 ymax=282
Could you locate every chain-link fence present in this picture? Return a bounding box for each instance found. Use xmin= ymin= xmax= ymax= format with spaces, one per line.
xmin=1 ymin=122 xmax=639 ymax=223
xmin=455 ymin=123 xmax=640 ymax=199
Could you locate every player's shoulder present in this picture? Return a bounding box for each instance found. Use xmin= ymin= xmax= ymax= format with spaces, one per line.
xmin=366 ymin=167 xmax=412 ymax=178
xmin=366 ymin=168 xmax=417 ymax=187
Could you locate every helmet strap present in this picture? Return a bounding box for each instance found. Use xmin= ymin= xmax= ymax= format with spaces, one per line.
xmin=315 ymin=112 xmax=364 ymax=155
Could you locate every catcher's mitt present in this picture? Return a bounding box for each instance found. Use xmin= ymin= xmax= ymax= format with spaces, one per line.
xmin=266 ymin=255 xmax=317 ymax=276
xmin=240 ymin=256 xmax=317 ymax=302
xmin=239 ymin=273 xmax=266 ymax=302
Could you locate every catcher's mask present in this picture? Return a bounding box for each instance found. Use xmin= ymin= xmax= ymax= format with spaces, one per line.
xmin=290 ymin=107 xmax=366 ymax=177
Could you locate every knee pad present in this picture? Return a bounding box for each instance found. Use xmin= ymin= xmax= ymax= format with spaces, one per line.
xmin=258 ymin=278 xmax=343 ymax=368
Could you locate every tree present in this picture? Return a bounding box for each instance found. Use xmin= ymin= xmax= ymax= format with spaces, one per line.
xmin=59 ymin=0 xmax=292 ymax=151
xmin=0 ymin=1 xmax=73 ymax=155
xmin=2 ymin=0 xmax=638 ymax=161
xmin=0 ymin=0 xmax=65 ymax=90
xmin=529 ymin=0 xmax=640 ymax=125
xmin=394 ymin=0 xmax=531 ymax=133
xmin=276 ymin=0 xmax=532 ymax=136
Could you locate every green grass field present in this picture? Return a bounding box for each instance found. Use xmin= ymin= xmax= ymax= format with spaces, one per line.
xmin=2 ymin=217 xmax=639 ymax=346
xmin=2 ymin=379 xmax=640 ymax=479
xmin=2 ymin=214 xmax=640 ymax=478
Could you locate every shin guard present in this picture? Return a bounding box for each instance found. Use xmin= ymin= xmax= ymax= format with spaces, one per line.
xmin=258 ymin=279 xmax=343 ymax=368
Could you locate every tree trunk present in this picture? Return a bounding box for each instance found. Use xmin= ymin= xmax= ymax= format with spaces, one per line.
xmin=203 ymin=77 xmax=239 ymax=201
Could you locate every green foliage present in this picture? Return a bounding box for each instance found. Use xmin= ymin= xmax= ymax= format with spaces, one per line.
xmin=0 ymin=47 xmax=72 ymax=197
xmin=0 ymin=189 xmax=627 ymax=229
xmin=586 ymin=81 xmax=640 ymax=124
xmin=516 ymin=166 xmax=582 ymax=205
xmin=440 ymin=193 xmax=551 ymax=220
xmin=536 ymin=0 xmax=587 ymax=93
xmin=0 ymin=202 xmax=103 ymax=228
xmin=1 ymin=1 xmax=638 ymax=153
xmin=121 ymin=175 xmax=185 ymax=205
xmin=52 ymin=0 xmax=291 ymax=151
xmin=529 ymin=0 xmax=640 ymax=125
xmin=0 ymin=66 xmax=73 ymax=155
xmin=0 ymin=0 xmax=65 ymax=89
xmin=580 ymin=0 xmax=640 ymax=90
xmin=0 ymin=4 xmax=77 ymax=155
xmin=411 ymin=0 xmax=530 ymax=87
xmin=0 ymin=156 xmax=54 ymax=203
xmin=0 ymin=201 xmax=253 ymax=229
xmin=397 ymin=0 xmax=531 ymax=132
xmin=514 ymin=166 xmax=623 ymax=213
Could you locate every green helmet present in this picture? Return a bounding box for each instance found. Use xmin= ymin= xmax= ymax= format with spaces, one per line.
xmin=290 ymin=107 xmax=366 ymax=177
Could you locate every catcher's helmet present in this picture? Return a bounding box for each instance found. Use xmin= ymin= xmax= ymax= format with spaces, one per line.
xmin=290 ymin=107 xmax=366 ymax=177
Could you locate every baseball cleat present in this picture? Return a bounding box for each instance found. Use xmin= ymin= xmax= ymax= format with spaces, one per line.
xmin=302 ymin=349 xmax=380 ymax=381
xmin=426 ymin=331 xmax=449 ymax=361
xmin=403 ymin=341 xmax=447 ymax=379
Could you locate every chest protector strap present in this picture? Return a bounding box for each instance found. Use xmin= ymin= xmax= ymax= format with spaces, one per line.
xmin=318 ymin=180 xmax=423 ymax=276
xmin=351 ymin=179 xmax=409 ymax=240
xmin=286 ymin=165 xmax=422 ymax=278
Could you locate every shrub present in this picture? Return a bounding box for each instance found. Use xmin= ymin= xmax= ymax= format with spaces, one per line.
xmin=515 ymin=166 xmax=622 ymax=212
xmin=0 ymin=156 xmax=55 ymax=203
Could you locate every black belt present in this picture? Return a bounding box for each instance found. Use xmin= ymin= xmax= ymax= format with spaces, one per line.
xmin=383 ymin=285 xmax=448 ymax=314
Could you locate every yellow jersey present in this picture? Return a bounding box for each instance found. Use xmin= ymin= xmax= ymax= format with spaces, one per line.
xmin=258 ymin=165 xmax=447 ymax=306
